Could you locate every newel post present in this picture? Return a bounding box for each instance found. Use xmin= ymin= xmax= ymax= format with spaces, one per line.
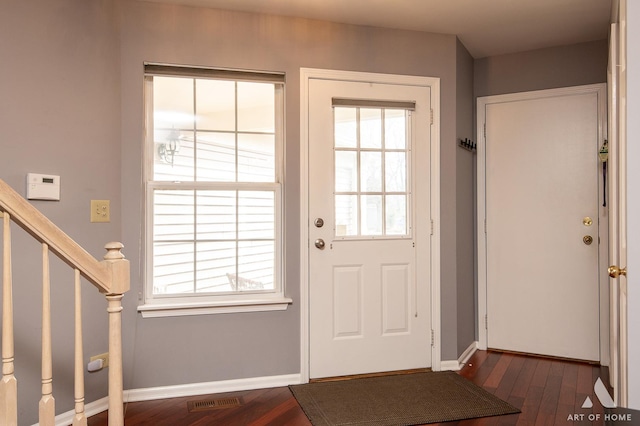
xmin=102 ymin=242 xmax=130 ymax=426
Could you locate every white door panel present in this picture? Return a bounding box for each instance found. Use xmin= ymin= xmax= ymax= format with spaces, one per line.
xmin=483 ymin=87 xmax=603 ymax=362
xmin=308 ymin=78 xmax=431 ymax=378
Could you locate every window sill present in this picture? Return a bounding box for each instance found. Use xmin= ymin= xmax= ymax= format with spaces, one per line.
xmin=138 ymin=297 xmax=293 ymax=318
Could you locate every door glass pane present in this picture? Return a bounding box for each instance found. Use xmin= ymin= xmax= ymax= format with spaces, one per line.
xmin=385 ymin=152 xmax=406 ymax=192
xmin=386 ymin=195 xmax=407 ymax=235
xmin=335 ymin=151 xmax=357 ymax=192
xmin=360 ymin=108 xmax=382 ymax=148
xmin=335 ymin=107 xmax=357 ymax=148
xmin=385 ymin=110 xmax=406 ymax=149
xmin=361 ymin=151 xmax=382 ymax=192
xmin=361 ymin=195 xmax=383 ymax=235
xmin=335 ymin=195 xmax=358 ymax=236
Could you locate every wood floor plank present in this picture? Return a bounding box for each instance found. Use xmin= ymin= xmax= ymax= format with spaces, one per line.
xmin=88 ymin=351 xmax=608 ymax=426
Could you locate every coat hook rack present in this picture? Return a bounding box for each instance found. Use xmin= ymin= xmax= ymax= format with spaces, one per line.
xmin=459 ymin=138 xmax=476 ymax=153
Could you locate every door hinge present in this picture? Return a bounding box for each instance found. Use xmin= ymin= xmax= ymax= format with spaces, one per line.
xmin=484 ymin=314 xmax=488 ymax=330
xmin=483 ymin=122 xmax=486 ymax=139
xmin=430 ymin=109 xmax=434 ymax=125
xmin=484 ymin=219 xmax=487 ymax=234
xmin=431 ymin=329 xmax=435 ymax=347
xmin=430 ymin=219 xmax=434 ymax=235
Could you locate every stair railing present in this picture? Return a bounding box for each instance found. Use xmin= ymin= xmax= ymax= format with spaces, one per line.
xmin=0 ymin=179 xmax=130 ymax=426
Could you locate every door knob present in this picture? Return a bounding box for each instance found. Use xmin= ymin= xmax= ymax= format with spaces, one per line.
xmin=315 ymin=239 xmax=325 ymax=250
xmin=583 ymin=235 xmax=593 ymax=245
xmin=608 ymin=265 xmax=627 ymax=278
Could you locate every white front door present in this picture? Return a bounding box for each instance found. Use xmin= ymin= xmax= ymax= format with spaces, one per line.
xmin=307 ymin=77 xmax=432 ymax=379
xmin=479 ymin=85 xmax=606 ymax=362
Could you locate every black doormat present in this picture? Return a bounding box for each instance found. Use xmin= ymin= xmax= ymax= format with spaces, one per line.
xmin=289 ymin=371 xmax=520 ymax=426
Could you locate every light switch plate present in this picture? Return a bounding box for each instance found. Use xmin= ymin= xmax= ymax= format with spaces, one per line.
xmin=91 ymin=200 xmax=110 ymax=223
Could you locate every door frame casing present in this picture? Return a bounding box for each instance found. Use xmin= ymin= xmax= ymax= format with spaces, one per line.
xmin=299 ymin=68 xmax=442 ymax=382
xmin=476 ymin=84 xmax=610 ymax=364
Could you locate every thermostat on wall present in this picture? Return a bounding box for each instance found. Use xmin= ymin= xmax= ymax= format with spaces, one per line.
xmin=26 ymin=173 xmax=60 ymax=201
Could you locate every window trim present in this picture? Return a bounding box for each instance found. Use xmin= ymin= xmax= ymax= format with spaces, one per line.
xmin=140 ymin=66 xmax=289 ymax=317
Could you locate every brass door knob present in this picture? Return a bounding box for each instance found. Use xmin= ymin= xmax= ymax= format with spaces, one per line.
xmin=315 ymin=239 xmax=325 ymax=250
xmin=608 ymin=265 xmax=627 ymax=278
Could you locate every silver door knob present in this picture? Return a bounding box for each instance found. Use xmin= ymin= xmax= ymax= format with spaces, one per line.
xmin=315 ymin=239 xmax=325 ymax=250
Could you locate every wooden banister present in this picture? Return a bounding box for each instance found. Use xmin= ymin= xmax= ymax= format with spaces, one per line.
xmin=0 ymin=179 xmax=115 ymax=293
xmin=0 ymin=179 xmax=129 ymax=425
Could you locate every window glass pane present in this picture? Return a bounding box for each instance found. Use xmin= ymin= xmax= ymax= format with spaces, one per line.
xmin=361 ymin=195 xmax=383 ymax=235
xmin=386 ymin=195 xmax=407 ymax=235
xmin=154 ymin=190 xmax=194 ymax=241
xmin=335 ymin=151 xmax=357 ymax=192
xmin=335 ymin=107 xmax=357 ymax=148
xmin=237 ymin=133 xmax=275 ymax=182
xmin=238 ymin=82 xmax=275 ymax=132
xmin=196 ymin=241 xmax=236 ymax=292
xmin=385 ymin=110 xmax=406 ymax=149
xmin=360 ymin=108 xmax=382 ymax=148
xmin=154 ymin=129 xmax=195 ymax=181
xmin=196 ymin=79 xmax=235 ymax=131
xmin=335 ymin=195 xmax=358 ymax=236
xmin=385 ymin=152 xmax=407 ymax=192
xmin=153 ymin=242 xmax=194 ymax=295
xmin=238 ymin=191 xmax=275 ymax=240
xmin=360 ymin=151 xmax=382 ymax=192
xmin=238 ymin=240 xmax=274 ymax=290
xmin=153 ymin=77 xmax=194 ymax=130
xmin=195 ymin=132 xmax=235 ymax=181
xmin=196 ymin=191 xmax=236 ymax=240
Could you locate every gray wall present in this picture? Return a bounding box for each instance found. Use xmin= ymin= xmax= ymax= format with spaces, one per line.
xmin=0 ymin=0 xmax=121 ymax=423
xmin=119 ymin=0 xmax=468 ymax=388
xmin=474 ymin=40 xmax=608 ymax=98
xmin=456 ymin=40 xmax=476 ymax=356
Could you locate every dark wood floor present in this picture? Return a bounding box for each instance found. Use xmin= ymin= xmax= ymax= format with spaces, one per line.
xmin=88 ymin=350 xmax=610 ymax=425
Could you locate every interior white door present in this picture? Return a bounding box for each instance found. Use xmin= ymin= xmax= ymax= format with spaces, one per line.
xmin=483 ymin=87 xmax=603 ymax=362
xmin=608 ymin=17 xmax=628 ymax=406
xmin=308 ymin=78 xmax=431 ymax=379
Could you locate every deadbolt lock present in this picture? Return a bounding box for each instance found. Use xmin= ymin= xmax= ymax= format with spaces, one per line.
xmin=583 ymin=217 xmax=593 ymax=226
xmin=583 ymin=235 xmax=593 ymax=245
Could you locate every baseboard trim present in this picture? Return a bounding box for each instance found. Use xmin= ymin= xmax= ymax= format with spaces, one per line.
xmin=440 ymin=341 xmax=479 ymax=371
xmin=47 ymin=373 xmax=302 ymax=425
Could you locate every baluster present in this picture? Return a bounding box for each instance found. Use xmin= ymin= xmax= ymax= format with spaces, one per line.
xmin=73 ymin=269 xmax=87 ymax=426
xmin=39 ymin=243 xmax=55 ymax=425
xmin=1 ymin=212 xmax=17 ymax=426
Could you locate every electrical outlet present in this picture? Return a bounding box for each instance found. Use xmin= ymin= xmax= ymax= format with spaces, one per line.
xmin=90 ymin=200 xmax=110 ymax=223
xmin=90 ymin=352 xmax=109 ymax=369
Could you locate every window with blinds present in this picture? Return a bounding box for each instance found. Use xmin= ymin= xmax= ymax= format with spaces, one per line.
xmin=143 ymin=65 xmax=284 ymax=309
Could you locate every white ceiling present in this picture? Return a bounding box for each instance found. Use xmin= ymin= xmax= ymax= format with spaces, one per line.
xmin=141 ymin=0 xmax=612 ymax=58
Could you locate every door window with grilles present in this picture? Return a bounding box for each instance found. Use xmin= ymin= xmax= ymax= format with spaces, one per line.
xmin=333 ymin=103 xmax=412 ymax=238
